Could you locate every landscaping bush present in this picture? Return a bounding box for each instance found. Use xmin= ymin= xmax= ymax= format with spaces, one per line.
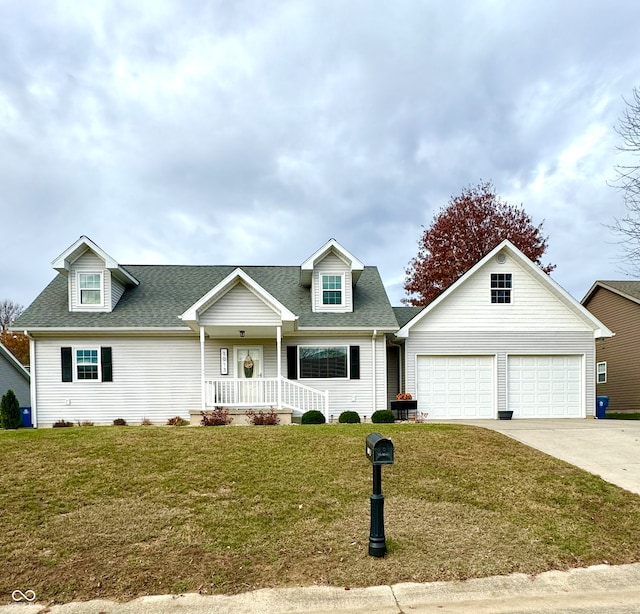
xmin=0 ymin=389 xmax=21 ymax=429
xmin=140 ymin=417 xmax=153 ymax=426
xmin=371 ymin=410 xmax=395 ymax=424
xmin=301 ymin=410 xmax=326 ymax=424
xmin=76 ymin=420 xmax=95 ymax=427
xmin=338 ymin=410 xmax=361 ymax=424
xmin=200 ymin=408 xmax=232 ymax=426
xmin=113 ymin=418 xmax=128 ymax=426
xmin=167 ymin=416 xmax=189 ymax=426
xmin=246 ymin=408 xmax=280 ymax=425
xmin=53 ymin=419 xmax=73 ymax=428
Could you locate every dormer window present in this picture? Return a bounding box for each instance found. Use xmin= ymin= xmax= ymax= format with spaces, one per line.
xmin=491 ymin=273 xmax=512 ymax=304
xmin=79 ymin=273 xmax=103 ymax=306
xmin=322 ymin=274 xmax=343 ymax=305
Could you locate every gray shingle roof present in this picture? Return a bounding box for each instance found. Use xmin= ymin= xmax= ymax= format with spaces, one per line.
xmin=595 ymin=281 xmax=640 ymax=303
xmin=16 ymin=265 xmax=400 ymax=330
xmin=392 ymin=306 xmax=425 ymax=328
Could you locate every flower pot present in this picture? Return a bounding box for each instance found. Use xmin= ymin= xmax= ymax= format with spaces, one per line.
xmin=498 ymin=410 xmax=513 ymax=420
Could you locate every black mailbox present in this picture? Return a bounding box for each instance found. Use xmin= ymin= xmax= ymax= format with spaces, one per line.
xmin=366 ymin=432 xmax=394 ymax=465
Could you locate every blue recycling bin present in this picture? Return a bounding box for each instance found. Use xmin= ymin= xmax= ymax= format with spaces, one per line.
xmin=596 ymin=396 xmax=609 ymax=419
xmin=20 ymin=407 xmax=32 ymax=428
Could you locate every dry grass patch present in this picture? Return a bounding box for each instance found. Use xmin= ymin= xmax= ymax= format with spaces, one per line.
xmin=1 ymin=424 xmax=640 ymax=603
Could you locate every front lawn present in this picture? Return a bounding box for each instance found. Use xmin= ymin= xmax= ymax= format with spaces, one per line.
xmin=2 ymin=424 xmax=640 ymax=603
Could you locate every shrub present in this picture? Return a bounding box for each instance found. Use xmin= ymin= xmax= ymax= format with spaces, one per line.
xmin=201 ymin=408 xmax=232 ymax=426
xmin=167 ymin=416 xmax=189 ymax=426
xmin=246 ymin=408 xmax=280 ymax=425
xmin=53 ymin=419 xmax=73 ymax=428
xmin=371 ymin=410 xmax=395 ymax=424
xmin=338 ymin=411 xmax=361 ymax=424
xmin=301 ymin=410 xmax=326 ymax=425
xmin=76 ymin=420 xmax=95 ymax=427
xmin=0 ymin=389 xmax=21 ymax=429
xmin=113 ymin=418 xmax=128 ymax=426
xmin=141 ymin=417 xmax=153 ymax=426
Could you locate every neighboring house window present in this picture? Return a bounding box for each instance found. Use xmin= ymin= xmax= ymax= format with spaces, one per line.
xmin=597 ymin=361 xmax=607 ymax=384
xmin=490 ymin=273 xmax=512 ymax=303
xmin=61 ymin=347 xmax=112 ymax=382
xmin=79 ymin=273 xmax=103 ymax=306
xmin=300 ymin=346 xmax=348 ymax=378
xmin=322 ymin=275 xmax=343 ymax=305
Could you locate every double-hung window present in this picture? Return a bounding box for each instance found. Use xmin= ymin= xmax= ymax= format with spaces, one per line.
xmin=76 ymin=349 xmax=99 ymax=380
xmin=597 ymin=361 xmax=607 ymax=384
xmin=61 ymin=347 xmax=112 ymax=382
xmin=490 ymin=273 xmax=512 ymax=304
xmin=322 ymin=275 xmax=343 ymax=305
xmin=78 ymin=273 xmax=103 ymax=306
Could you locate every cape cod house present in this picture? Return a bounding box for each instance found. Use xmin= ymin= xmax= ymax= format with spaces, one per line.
xmin=14 ymin=236 xmax=611 ymax=426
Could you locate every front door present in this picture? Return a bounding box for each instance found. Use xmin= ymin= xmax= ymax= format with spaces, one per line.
xmin=234 ymin=346 xmax=263 ymax=404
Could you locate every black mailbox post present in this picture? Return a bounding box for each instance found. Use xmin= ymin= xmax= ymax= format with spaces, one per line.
xmin=366 ymin=433 xmax=394 ymax=557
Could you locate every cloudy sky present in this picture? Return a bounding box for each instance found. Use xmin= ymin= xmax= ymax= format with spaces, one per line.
xmin=2 ymin=0 xmax=639 ymax=312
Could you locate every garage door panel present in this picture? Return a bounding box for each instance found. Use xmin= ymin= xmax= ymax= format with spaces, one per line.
xmin=508 ymin=355 xmax=582 ymax=418
xmin=418 ymin=355 xmax=494 ymax=419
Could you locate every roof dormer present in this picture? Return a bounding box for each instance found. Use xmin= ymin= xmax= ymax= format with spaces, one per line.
xmin=300 ymin=239 xmax=365 ymax=313
xmin=52 ymin=236 xmax=139 ymax=313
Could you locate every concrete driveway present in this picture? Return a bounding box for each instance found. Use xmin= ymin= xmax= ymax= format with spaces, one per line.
xmin=457 ymin=419 xmax=640 ymax=495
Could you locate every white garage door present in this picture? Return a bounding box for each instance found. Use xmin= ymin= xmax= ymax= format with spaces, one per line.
xmin=417 ymin=355 xmax=494 ymax=419
xmin=507 ymin=355 xmax=582 ymax=418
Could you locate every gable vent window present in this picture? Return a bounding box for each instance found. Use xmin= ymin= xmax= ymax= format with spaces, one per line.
xmin=79 ymin=273 xmax=103 ymax=306
xmin=322 ymin=275 xmax=343 ymax=305
xmin=490 ymin=273 xmax=512 ymax=304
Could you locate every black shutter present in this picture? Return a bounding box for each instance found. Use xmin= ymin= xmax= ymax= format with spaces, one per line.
xmin=287 ymin=345 xmax=298 ymax=379
xmin=350 ymin=346 xmax=360 ymax=380
xmin=61 ymin=347 xmax=73 ymax=382
xmin=101 ymin=347 xmax=113 ymax=382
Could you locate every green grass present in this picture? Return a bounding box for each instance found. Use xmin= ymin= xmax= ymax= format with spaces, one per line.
xmin=605 ymin=412 xmax=640 ymax=420
xmin=2 ymin=424 xmax=640 ymax=603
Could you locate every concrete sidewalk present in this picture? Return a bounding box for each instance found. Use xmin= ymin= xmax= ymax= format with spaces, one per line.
xmin=3 ymin=563 xmax=640 ymax=613
xmin=458 ymin=418 xmax=640 ymax=495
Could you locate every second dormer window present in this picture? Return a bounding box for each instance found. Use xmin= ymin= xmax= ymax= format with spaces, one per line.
xmin=79 ymin=273 xmax=103 ymax=306
xmin=322 ymin=274 xmax=343 ymax=305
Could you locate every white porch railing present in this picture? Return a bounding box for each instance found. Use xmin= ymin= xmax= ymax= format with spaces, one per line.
xmin=205 ymin=377 xmax=329 ymax=416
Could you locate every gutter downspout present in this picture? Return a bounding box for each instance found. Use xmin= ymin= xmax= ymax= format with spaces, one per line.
xmin=25 ymin=331 xmax=36 ymax=428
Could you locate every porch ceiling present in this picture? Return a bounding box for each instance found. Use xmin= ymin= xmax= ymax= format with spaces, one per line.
xmin=202 ymin=322 xmax=296 ymax=339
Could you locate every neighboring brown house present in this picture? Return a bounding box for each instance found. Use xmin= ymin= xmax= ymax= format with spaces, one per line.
xmin=582 ymin=281 xmax=640 ymax=412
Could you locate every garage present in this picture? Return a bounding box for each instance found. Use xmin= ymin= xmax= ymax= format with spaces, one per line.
xmin=507 ymin=355 xmax=582 ymax=418
xmin=417 ymin=355 xmax=495 ymax=419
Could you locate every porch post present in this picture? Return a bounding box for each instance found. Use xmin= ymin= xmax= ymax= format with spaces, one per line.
xmin=200 ymin=326 xmax=206 ymax=411
xmin=276 ymin=325 xmax=282 ymax=409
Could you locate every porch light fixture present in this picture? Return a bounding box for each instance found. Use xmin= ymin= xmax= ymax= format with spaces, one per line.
xmin=239 ymin=330 xmax=245 ymax=338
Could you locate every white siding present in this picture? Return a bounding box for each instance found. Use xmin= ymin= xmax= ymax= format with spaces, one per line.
xmin=405 ymin=331 xmax=596 ymax=417
xmin=111 ymin=276 xmax=126 ymax=309
xmin=200 ymin=283 xmax=281 ymax=326
xmin=312 ymin=253 xmax=353 ymax=313
xmin=412 ymin=253 xmax=593 ymax=333
xmin=280 ymin=334 xmax=387 ymax=419
xmin=34 ymin=335 xmax=201 ymax=426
